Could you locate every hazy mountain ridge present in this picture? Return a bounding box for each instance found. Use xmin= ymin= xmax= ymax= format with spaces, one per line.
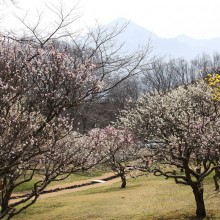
xmin=108 ymin=18 xmax=220 ymax=59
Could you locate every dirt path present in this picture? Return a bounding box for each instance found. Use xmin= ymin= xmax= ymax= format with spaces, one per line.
xmin=12 ymin=173 xmax=121 ymax=200
xmin=39 ymin=175 xmax=121 ymax=199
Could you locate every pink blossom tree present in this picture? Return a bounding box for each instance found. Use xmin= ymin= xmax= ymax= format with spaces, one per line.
xmin=90 ymin=127 xmax=142 ymax=188
xmin=117 ymin=81 xmax=220 ymax=218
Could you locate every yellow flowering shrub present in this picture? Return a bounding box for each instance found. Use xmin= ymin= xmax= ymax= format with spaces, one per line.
xmin=207 ymin=73 xmax=220 ymax=101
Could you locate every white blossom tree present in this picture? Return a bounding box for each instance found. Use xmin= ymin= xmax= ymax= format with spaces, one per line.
xmin=0 ymin=38 xmax=106 ymax=219
xmin=117 ymin=81 xmax=220 ymax=218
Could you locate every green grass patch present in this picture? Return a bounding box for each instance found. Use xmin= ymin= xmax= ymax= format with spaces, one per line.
xmin=14 ymin=179 xmax=38 ymax=192
xmin=48 ymin=169 xmax=105 ymax=186
xmin=14 ymin=169 xmax=106 ymax=192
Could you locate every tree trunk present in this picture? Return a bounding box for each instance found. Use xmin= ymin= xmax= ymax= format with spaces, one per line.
xmin=213 ymin=169 xmax=219 ymax=191
xmin=0 ymin=179 xmax=14 ymax=219
xmin=191 ymin=183 xmax=206 ymax=218
xmin=0 ymin=181 xmax=3 ymax=206
xmin=0 ymin=197 xmax=10 ymax=219
xmin=120 ymin=173 xmax=126 ymax=188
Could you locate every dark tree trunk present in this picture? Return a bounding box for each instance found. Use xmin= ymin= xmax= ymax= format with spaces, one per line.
xmin=0 ymin=179 xmax=14 ymax=219
xmin=120 ymin=173 xmax=126 ymax=188
xmin=0 ymin=197 xmax=10 ymax=219
xmin=213 ymin=169 xmax=219 ymax=191
xmin=191 ymin=183 xmax=206 ymax=218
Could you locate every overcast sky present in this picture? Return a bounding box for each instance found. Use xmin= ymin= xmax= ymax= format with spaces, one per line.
xmin=3 ymin=0 xmax=220 ymax=39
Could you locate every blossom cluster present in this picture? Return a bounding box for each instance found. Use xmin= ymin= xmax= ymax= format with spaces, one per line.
xmin=118 ymin=80 xmax=220 ymax=177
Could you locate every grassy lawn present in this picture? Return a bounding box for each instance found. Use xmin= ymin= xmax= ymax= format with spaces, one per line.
xmin=13 ymin=174 xmax=220 ymax=220
xmin=14 ymin=169 xmax=105 ymax=192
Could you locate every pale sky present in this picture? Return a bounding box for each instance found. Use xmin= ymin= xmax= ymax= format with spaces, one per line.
xmin=2 ymin=0 xmax=220 ymax=39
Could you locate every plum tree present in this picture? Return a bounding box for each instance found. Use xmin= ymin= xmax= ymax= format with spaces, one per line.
xmin=117 ymin=81 xmax=220 ymax=218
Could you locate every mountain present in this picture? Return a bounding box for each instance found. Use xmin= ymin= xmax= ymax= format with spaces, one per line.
xmin=107 ymin=18 xmax=220 ymax=60
xmin=176 ymin=34 xmax=220 ymax=56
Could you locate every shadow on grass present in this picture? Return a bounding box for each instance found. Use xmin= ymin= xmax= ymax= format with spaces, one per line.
xmin=79 ymin=182 xmax=144 ymax=196
xmin=153 ymin=211 xmax=219 ymax=220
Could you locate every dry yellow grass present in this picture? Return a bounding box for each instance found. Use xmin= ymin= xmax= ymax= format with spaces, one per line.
xmin=14 ymin=175 xmax=220 ymax=220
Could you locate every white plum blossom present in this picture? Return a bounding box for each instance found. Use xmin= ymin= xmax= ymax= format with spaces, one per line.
xmin=117 ymin=80 xmax=220 ymax=218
